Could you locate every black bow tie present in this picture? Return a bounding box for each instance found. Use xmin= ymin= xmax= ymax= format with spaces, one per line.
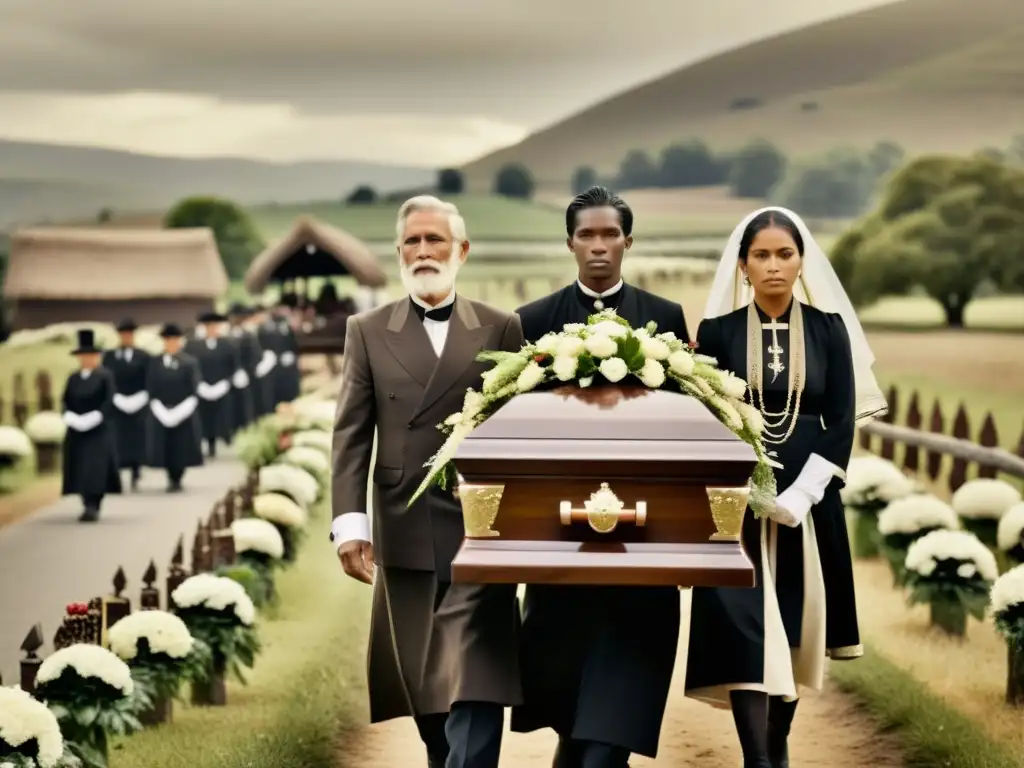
xmin=411 ymin=299 xmax=454 ymax=323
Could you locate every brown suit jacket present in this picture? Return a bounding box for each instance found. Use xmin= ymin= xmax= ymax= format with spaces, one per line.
xmin=332 ymin=295 xmax=525 ymax=580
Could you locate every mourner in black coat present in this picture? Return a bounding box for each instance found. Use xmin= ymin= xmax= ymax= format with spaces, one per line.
xmin=185 ymin=312 xmax=239 ymax=457
xmin=145 ymin=324 xmax=204 ymax=491
xmin=254 ymin=307 xmax=283 ymax=411
xmin=225 ymin=303 xmax=258 ymax=432
xmin=513 ymin=187 xmax=690 ymax=768
xmin=271 ymin=307 xmax=301 ymax=404
xmin=62 ymin=330 xmax=122 ymax=522
xmin=102 ymin=318 xmax=151 ymax=490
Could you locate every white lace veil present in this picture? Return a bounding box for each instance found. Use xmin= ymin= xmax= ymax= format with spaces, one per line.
xmin=703 ymin=206 xmax=888 ymax=424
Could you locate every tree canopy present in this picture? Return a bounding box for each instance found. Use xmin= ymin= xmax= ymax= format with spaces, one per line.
xmin=164 ymin=196 xmax=265 ymax=280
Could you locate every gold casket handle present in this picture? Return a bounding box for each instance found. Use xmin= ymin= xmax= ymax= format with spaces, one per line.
xmin=559 ymin=482 xmax=646 ymax=534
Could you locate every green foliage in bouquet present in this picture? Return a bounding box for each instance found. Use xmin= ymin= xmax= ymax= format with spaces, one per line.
xmin=0 ymin=748 xmax=85 ymax=768
xmin=128 ymin=637 xmax=214 ymax=703
xmin=175 ymin=605 xmax=261 ymax=684
xmin=992 ymin=566 xmax=1024 ymax=650
xmin=235 ymin=552 xmax=279 ymax=607
xmin=409 ymin=310 xmax=777 ymax=516
xmin=231 ymin=418 xmax=285 ymax=471
xmin=216 ymin=563 xmax=270 ymax=608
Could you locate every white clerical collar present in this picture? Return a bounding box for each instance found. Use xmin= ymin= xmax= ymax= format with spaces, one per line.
xmin=576 ymin=278 xmax=623 ymax=299
xmin=410 ymin=290 xmax=456 ymax=312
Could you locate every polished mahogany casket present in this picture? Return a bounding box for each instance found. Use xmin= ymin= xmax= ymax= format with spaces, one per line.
xmin=451 ymin=384 xmax=756 ymax=587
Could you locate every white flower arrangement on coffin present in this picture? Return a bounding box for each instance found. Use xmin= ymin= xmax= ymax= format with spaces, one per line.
xmin=991 ymin=564 xmax=1024 ymax=703
xmin=0 ymin=426 xmax=33 ymax=470
xmin=876 ymin=494 xmax=960 ymax=586
xmin=170 ymin=574 xmax=260 ymax=685
xmin=289 ymin=429 xmax=331 ymax=454
xmin=840 ymin=455 xmax=917 ymax=559
xmin=409 ymin=310 xmax=778 ymax=517
xmin=278 ymin=445 xmax=330 ymax=478
xmin=903 ymin=529 xmax=1000 ymax=638
xmin=288 ymin=398 xmax=335 ymax=430
xmin=23 ymin=412 xmax=66 ymax=446
xmin=0 ymin=685 xmax=64 ymax=768
xmin=950 ymin=478 xmax=1022 ymax=546
xmin=997 ymin=502 xmax=1024 ymax=565
xmin=34 ymin=644 xmax=142 ymax=766
xmin=257 ymin=463 xmax=319 ymax=509
xmin=107 ymin=610 xmax=211 ymax=707
xmin=252 ymin=492 xmax=308 ymax=563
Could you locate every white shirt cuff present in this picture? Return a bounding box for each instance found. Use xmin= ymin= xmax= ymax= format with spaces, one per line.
xmin=774 ymin=486 xmax=814 ymax=527
xmin=790 ymin=452 xmax=843 ymax=504
xmin=331 ymin=513 xmax=371 ymax=551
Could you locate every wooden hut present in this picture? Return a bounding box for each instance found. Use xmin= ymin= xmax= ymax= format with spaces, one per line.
xmin=2 ymin=227 xmax=228 ymax=330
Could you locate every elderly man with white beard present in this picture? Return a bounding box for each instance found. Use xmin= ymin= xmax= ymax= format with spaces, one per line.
xmin=330 ymin=195 xmax=526 ymax=768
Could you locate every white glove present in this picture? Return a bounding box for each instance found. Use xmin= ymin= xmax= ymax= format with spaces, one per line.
xmin=255 ymin=350 xmax=276 ymax=377
xmin=62 ymin=410 xmax=103 ymax=432
xmin=281 ymin=351 xmax=296 ymax=366
xmin=113 ymin=391 xmax=149 ymax=414
xmin=197 ymin=379 xmax=230 ymax=401
xmin=232 ymin=369 xmax=250 ymax=388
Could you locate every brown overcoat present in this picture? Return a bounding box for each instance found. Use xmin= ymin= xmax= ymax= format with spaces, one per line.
xmin=332 ymin=295 xmax=525 ymax=721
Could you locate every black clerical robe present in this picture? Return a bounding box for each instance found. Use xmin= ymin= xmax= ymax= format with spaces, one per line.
xmin=511 ymin=280 xmax=690 ymax=759
xmin=271 ymin=318 xmax=301 ymax=403
xmin=61 ymin=368 xmax=122 ymax=498
xmin=145 ymin=352 xmax=204 ymax=474
xmin=256 ymin=320 xmax=283 ymax=410
xmin=101 ymin=346 xmax=151 ymax=469
xmin=184 ymin=336 xmax=238 ymax=446
xmin=228 ymin=326 xmax=261 ymax=430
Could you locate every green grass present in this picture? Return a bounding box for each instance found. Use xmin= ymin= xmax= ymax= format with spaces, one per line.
xmin=110 ymin=510 xmax=371 ymax=768
xmin=859 ymin=295 xmax=1024 ymax=332
xmin=830 ymin=644 xmax=1023 ymax=768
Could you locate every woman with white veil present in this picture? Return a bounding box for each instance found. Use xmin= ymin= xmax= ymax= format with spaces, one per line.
xmin=684 ymin=207 xmax=886 ymax=768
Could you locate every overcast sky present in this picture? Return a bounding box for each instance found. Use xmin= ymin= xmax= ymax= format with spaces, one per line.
xmin=0 ymin=0 xmax=899 ymax=166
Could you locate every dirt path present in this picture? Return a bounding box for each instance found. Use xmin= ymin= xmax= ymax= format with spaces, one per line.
xmin=337 ymin=591 xmax=904 ymax=767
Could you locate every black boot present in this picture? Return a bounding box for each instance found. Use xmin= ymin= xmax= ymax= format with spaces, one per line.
xmin=768 ymin=697 xmax=797 ymax=768
xmin=552 ymin=736 xmax=582 ymax=768
xmin=130 ymin=465 xmax=140 ymax=491
xmin=730 ymin=690 xmax=771 ymax=768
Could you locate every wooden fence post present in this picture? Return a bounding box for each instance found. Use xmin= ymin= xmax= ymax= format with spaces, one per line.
xmin=926 ymin=399 xmax=945 ymax=482
xmin=949 ymin=405 xmax=971 ymax=491
xmin=880 ymin=385 xmax=898 ymax=460
xmin=903 ymin=392 xmax=922 ymax=473
xmin=20 ymin=625 xmax=44 ymax=696
xmin=167 ymin=536 xmax=188 ymax=610
xmin=35 ymin=371 xmax=54 ymax=413
xmin=12 ymin=372 xmax=28 ymax=427
xmin=140 ymin=560 xmax=161 ymax=609
xmin=976 ymin=414 xmax=999 ymax=479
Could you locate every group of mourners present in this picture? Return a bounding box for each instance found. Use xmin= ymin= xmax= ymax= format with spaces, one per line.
xmin=59 ymin=302 xmax=302 ymax=522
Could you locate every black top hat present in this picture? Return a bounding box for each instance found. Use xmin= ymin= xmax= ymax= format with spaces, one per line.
xmin=196 ymin=311 xmax=228 ymax=324
xmin=71 ymin=329 xmax=102 ymax=355
xmin=227 ymin=302 xmax=250 ymax=317
xmin=159 ymin=323 xmax=184 ymax=338
xmin=116 ymin=318 xmax=138 ymax=332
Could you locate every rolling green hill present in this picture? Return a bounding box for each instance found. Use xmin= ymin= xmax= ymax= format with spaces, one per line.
xmin=461 ymin=0 xmax=1024 ymax=189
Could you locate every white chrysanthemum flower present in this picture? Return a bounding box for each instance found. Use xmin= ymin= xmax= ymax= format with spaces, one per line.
xmin=534 ymin=333 xmax=561 ymax=354
xmin=232 ymin=517 xmax=285 ymax=559
xmin=877 ymin=495 xmax=959 ymax=536
xmin=108 ymin=610 xmax=194 ymax=661
xmin=171 ymin=573 xmax=256 ymax=626
xmin=37 ymin=644 xmax=134 ymax=695
xmin=291 ymin=399 xmax=336 ymax=429
xmin=996 ymin=502 xmax=1024 ymax=552
xmin=990 ymin=564 xmax=1024 ymax=615
xmin=598 ymin=357 xmax=628 ymax=383
xmin=693 ymin=354 xmax=717 ymax=365
xmin=24 ymin=412 xmax=67 ymax=444
xmin=462 ymin=389 xmax=485 ymax=419
xmin=637 ymin=358 xmax=666 ymax=388
xmin=656 ymin=331 xmax=679 ymax=345
xmin=556 ymin=336 xmax=585 ymax=358
xmin=562 ymin=323 xmax=586 ymax=334
xmin=552 ymin=355 xmax=578 ymax=382
xmin=253 ymin=492 xmax=308 ymax=528
xmin=904 ymin=529 xmax=999 ymax=582
xmin=0 ymin=685 xmax=64 ymax=768
xmin=258 ymin=463 xmax=319 ymax=507
xmin=735 ymin=402 xmax=763 ymax=435
xmin=516 ymin=361 xmax=546 ymax=392
xmin=0 ymin=427 xmax=33 ymax=458
xmin=588 ymin=320 xmax=628 ymax=338
xmin=280 ymin=445 xmax=330 ymax=475
xmin=711 ymin=396 xmax=744 ymax=431
xmin=639 ymin=336 xmax=670 ymax=361
xmin=289 ymin=429 xmax=331 ymax=453
xmin=840 ymin=456 xmax=916 ymax=505
xmin=583 ymin=333 xmax=617 ymax=359
xmin=951 ymin=478 xmax=1022 ymax=521
xmin=716 ymin=370 xmax=748 ymax=399
xmin=667 ymin=350 xmax=695 ymax=377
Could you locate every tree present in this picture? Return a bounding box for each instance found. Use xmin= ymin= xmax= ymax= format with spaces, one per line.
xmin=866 ymin=141 xmax=904 ymax=179
xmin=438 ymin=168 xmax=465 ymax=195
xmin=615 ymin=150 xmax=659 ymax=189
xmin=164 ymin=196 xmax=265 ymax=280
xmin=346 ymin=185 xmax=377 ymax=204
xmin=727 ymin=139 xmax=786 ymax=198
xmin=96 ymin=207 xmax=113 ymax=223
xmin=834 ymin=155 xmax=1024 ymax=327
xmin=774 ymin=147 xmax=875 ymax=218
xmin=658 ymin=140 xmax=720 ymax=187
xmin=571 ymin=166 xmax=598 ymax=195
xmin=493 ymin=164 xmax=535 ymax=199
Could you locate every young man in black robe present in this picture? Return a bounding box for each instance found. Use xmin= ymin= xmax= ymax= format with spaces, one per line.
xmin=61 ymin=329 xmax=121 ymax=522
xmin=102 ymin=318 xmax=151 ymax=491
xmin=513 ymin=186 xmax=690 ymax=768
xmin=270 ymin=306 xmax=301 ymax=404
xmin=253 ymin=304 xmax=283 ymax=412
xmin=185 ymin=312 xmax=238 ymax=458
xmin=145 ymin=323 xmax=204 ymax=491
xmin=225 ymin=303 xmax=259 ymax=433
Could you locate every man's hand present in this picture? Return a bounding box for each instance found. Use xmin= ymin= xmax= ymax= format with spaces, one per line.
xmin=338 ymin=539 xmax=375 ymax=584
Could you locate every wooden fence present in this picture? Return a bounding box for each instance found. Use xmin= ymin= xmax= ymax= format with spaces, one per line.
xmin=4 ymin=474 xmax=256 ymax=693
xmin=0 ymin=370 xmax=56 ymax=427
xmin=857 ymin=384 xmax=1024 ymax=491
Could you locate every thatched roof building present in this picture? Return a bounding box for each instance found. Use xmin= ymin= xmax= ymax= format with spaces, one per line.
xmin=2 ymin=227 xmax=228 ymax=330
xmin=243 ymin=216 xmax=386 ymax=294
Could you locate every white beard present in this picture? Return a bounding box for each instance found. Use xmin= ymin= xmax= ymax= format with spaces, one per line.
xmin=400 ymin=256 xmax=461 ymax=299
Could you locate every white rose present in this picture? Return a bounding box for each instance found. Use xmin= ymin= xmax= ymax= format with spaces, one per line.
xmin=584 ymin=334 xmax=618 ymax=358
xmin=667 ymin=350 xmax=695 ymax=376
xmin=588 ymin=320 xmax=628 ymax=338
xmin=736 ymin=402 xmax=764 ymax=435
xmin=556 ymin=336 xmax=585 ymax=358
xmin=957 ymin=563 xmax=977 ymax=579
xmin=638 ymin=359 xmax=666 ymax=388
xmin=535 ymin=333 xmax=561 ymax=354
xmin=462 ymin=389 xmax=484 ymax=419
xmin=552 ymin=355 xmax=578 ymax=381
xmin=516 ymin=361 xmax=546 ymax=392
xmin=717 ymin=370 xmax=748 ymax=399
xmin=598 ymin=357 xmax=629 ymax=383
xmin=563 ymin=323 xmax=586 ymax=333
xmin=657 ymin=331 xmax=678 ymax=344
xmin=639 ymin=337 xmax=670 ymax=361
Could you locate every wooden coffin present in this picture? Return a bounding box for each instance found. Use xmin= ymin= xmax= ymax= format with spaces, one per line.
xmin=451 ymin=384 xmax=756 ymax=587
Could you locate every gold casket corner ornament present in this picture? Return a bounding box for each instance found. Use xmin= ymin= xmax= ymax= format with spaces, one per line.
xmin=705 ymin=485 xmax=750 ymax=541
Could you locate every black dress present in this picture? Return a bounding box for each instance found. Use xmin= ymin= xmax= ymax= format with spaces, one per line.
xmin=101 ymin=346 xmax=151 ymax=473
xmin=144 ymin=352 xmax=204 ymax=483
xmin=61 ymin=368 xmax=122 ymax=501
xmin=512 ymin=281 xmax=690 ymax=759
xmin=685 ymin=301 xmax=862 ymax=709
xmin=184 ymin=336 xmax=238 ymax=453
